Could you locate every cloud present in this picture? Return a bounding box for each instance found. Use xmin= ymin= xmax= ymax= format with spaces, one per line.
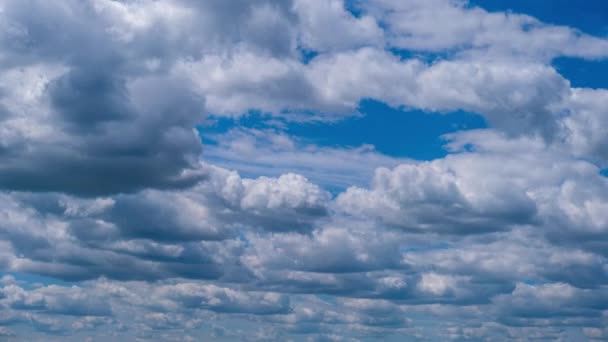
xmin=202 ymin=127 xmax=410 ymax=188
xmin=183 ymin=48 xmax=575 ymax=142
xmin=293 ymin=0 xmax=384 ymax=52
xmin=0 ymin=64 xmax=206 ymax=196
xmin=1 ymin=284 xmax=112 ymax=317
xmin=493 ymin=282 xmax=608 ymax=323
xmin=336 ymin=152 xmax=538 ymax=234
xmin=361 ymin=0 xmax=608 ymax=60
xmin=147 ymin=282 xmax=292 ymax=315
xmin=0 ymin=0 xmax=608 ymax=340
xmin=0 ymin=163 xmax=330 ymax=282
xmin=561 ymin=88 xmax=608 ymax=165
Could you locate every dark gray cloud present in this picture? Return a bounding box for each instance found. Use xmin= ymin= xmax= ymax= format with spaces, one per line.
xmin=0 ymin=0 xmax=204 ymax=196
xmin=0 ymin=67 xmax=206 ymax=196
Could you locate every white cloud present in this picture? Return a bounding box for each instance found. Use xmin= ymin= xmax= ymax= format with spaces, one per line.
xmin=202 ymin=128 xmax=410 ymax=188
xmin=363 ymin=0 xmax=608 ymax=60
xmin=417 ymin=273 xmax=457 ymax=296
xmin=293 ymin=0 xmax=384 ymax=52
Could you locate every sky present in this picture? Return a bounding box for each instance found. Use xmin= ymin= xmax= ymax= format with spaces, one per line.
xmin=0 ymin=0 xmax=607 ymax=341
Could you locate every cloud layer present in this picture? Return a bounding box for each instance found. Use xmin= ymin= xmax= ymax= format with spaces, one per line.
xmin=0 ymin=0 xmax=607 ymax=341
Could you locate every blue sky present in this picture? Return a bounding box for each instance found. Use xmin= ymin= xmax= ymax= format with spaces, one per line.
xmin=200 ymin=103 xmax=487 ymax=161
xmin=473 ymin=0 xmax=608 ymax=35
xmin=0 ymin=1 xmax=608 ymax=341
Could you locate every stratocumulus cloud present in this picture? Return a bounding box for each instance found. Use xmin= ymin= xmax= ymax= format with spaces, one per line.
xmin=0 ymin=0 xmax=607 ymax=341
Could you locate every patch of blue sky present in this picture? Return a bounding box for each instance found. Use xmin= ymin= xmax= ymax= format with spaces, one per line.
xmin=198 ymin=111 xmax=276 ymax=147
xmin=471 ymin=0 xmax=608 ymax=36
xmin=522 ymin=279 xmax=549 ymax=286
xmin=298 ymin=48 xmax=319 ymax=64
xmin=343 ymin=0 xmax=364 ymax=18
xmin=389 ymin=47 xmax=455 ymax=64
xmin=200 ymin=100 xmax=486 ymax=161
xmin=285 ymin=100 xmax=486 ymax=160
xmin=400 ymin=243 xmax=451 ymax=254
xmin=553 ymin=57 xmax=608 ymax=89
xmin=313 ymin=294 xmax=339 ymax=306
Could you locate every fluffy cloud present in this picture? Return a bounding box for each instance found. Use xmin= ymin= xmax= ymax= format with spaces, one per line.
xmin=293 ymin=0 xmax=384 ymax=52
xmin=336 ymin=145 xmax=540 ymax=234
xmin=0 ymin=164 xmax=329 ymax=282
xmin=561 ymin=88 xmax=608 ymax=165
xmin=362 ymin=0 xmax=608 ymax=60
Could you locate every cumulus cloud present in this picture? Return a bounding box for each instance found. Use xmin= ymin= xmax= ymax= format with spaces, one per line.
xmin=293 ymin=0 xmax=384 ymax=52
xmin=0 ymin=164 xmax=330 ymax=282
xmin=361 ymin=0 xmax=608 ymax=60
xmin=336 ymin=149 xmax=539 ymax=234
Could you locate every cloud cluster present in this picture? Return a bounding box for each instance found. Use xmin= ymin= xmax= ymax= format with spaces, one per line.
xmin=362 ymin=0 xmax=608 ymax=60
xmin=0 ymin=0 xmax=607 ymax=341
